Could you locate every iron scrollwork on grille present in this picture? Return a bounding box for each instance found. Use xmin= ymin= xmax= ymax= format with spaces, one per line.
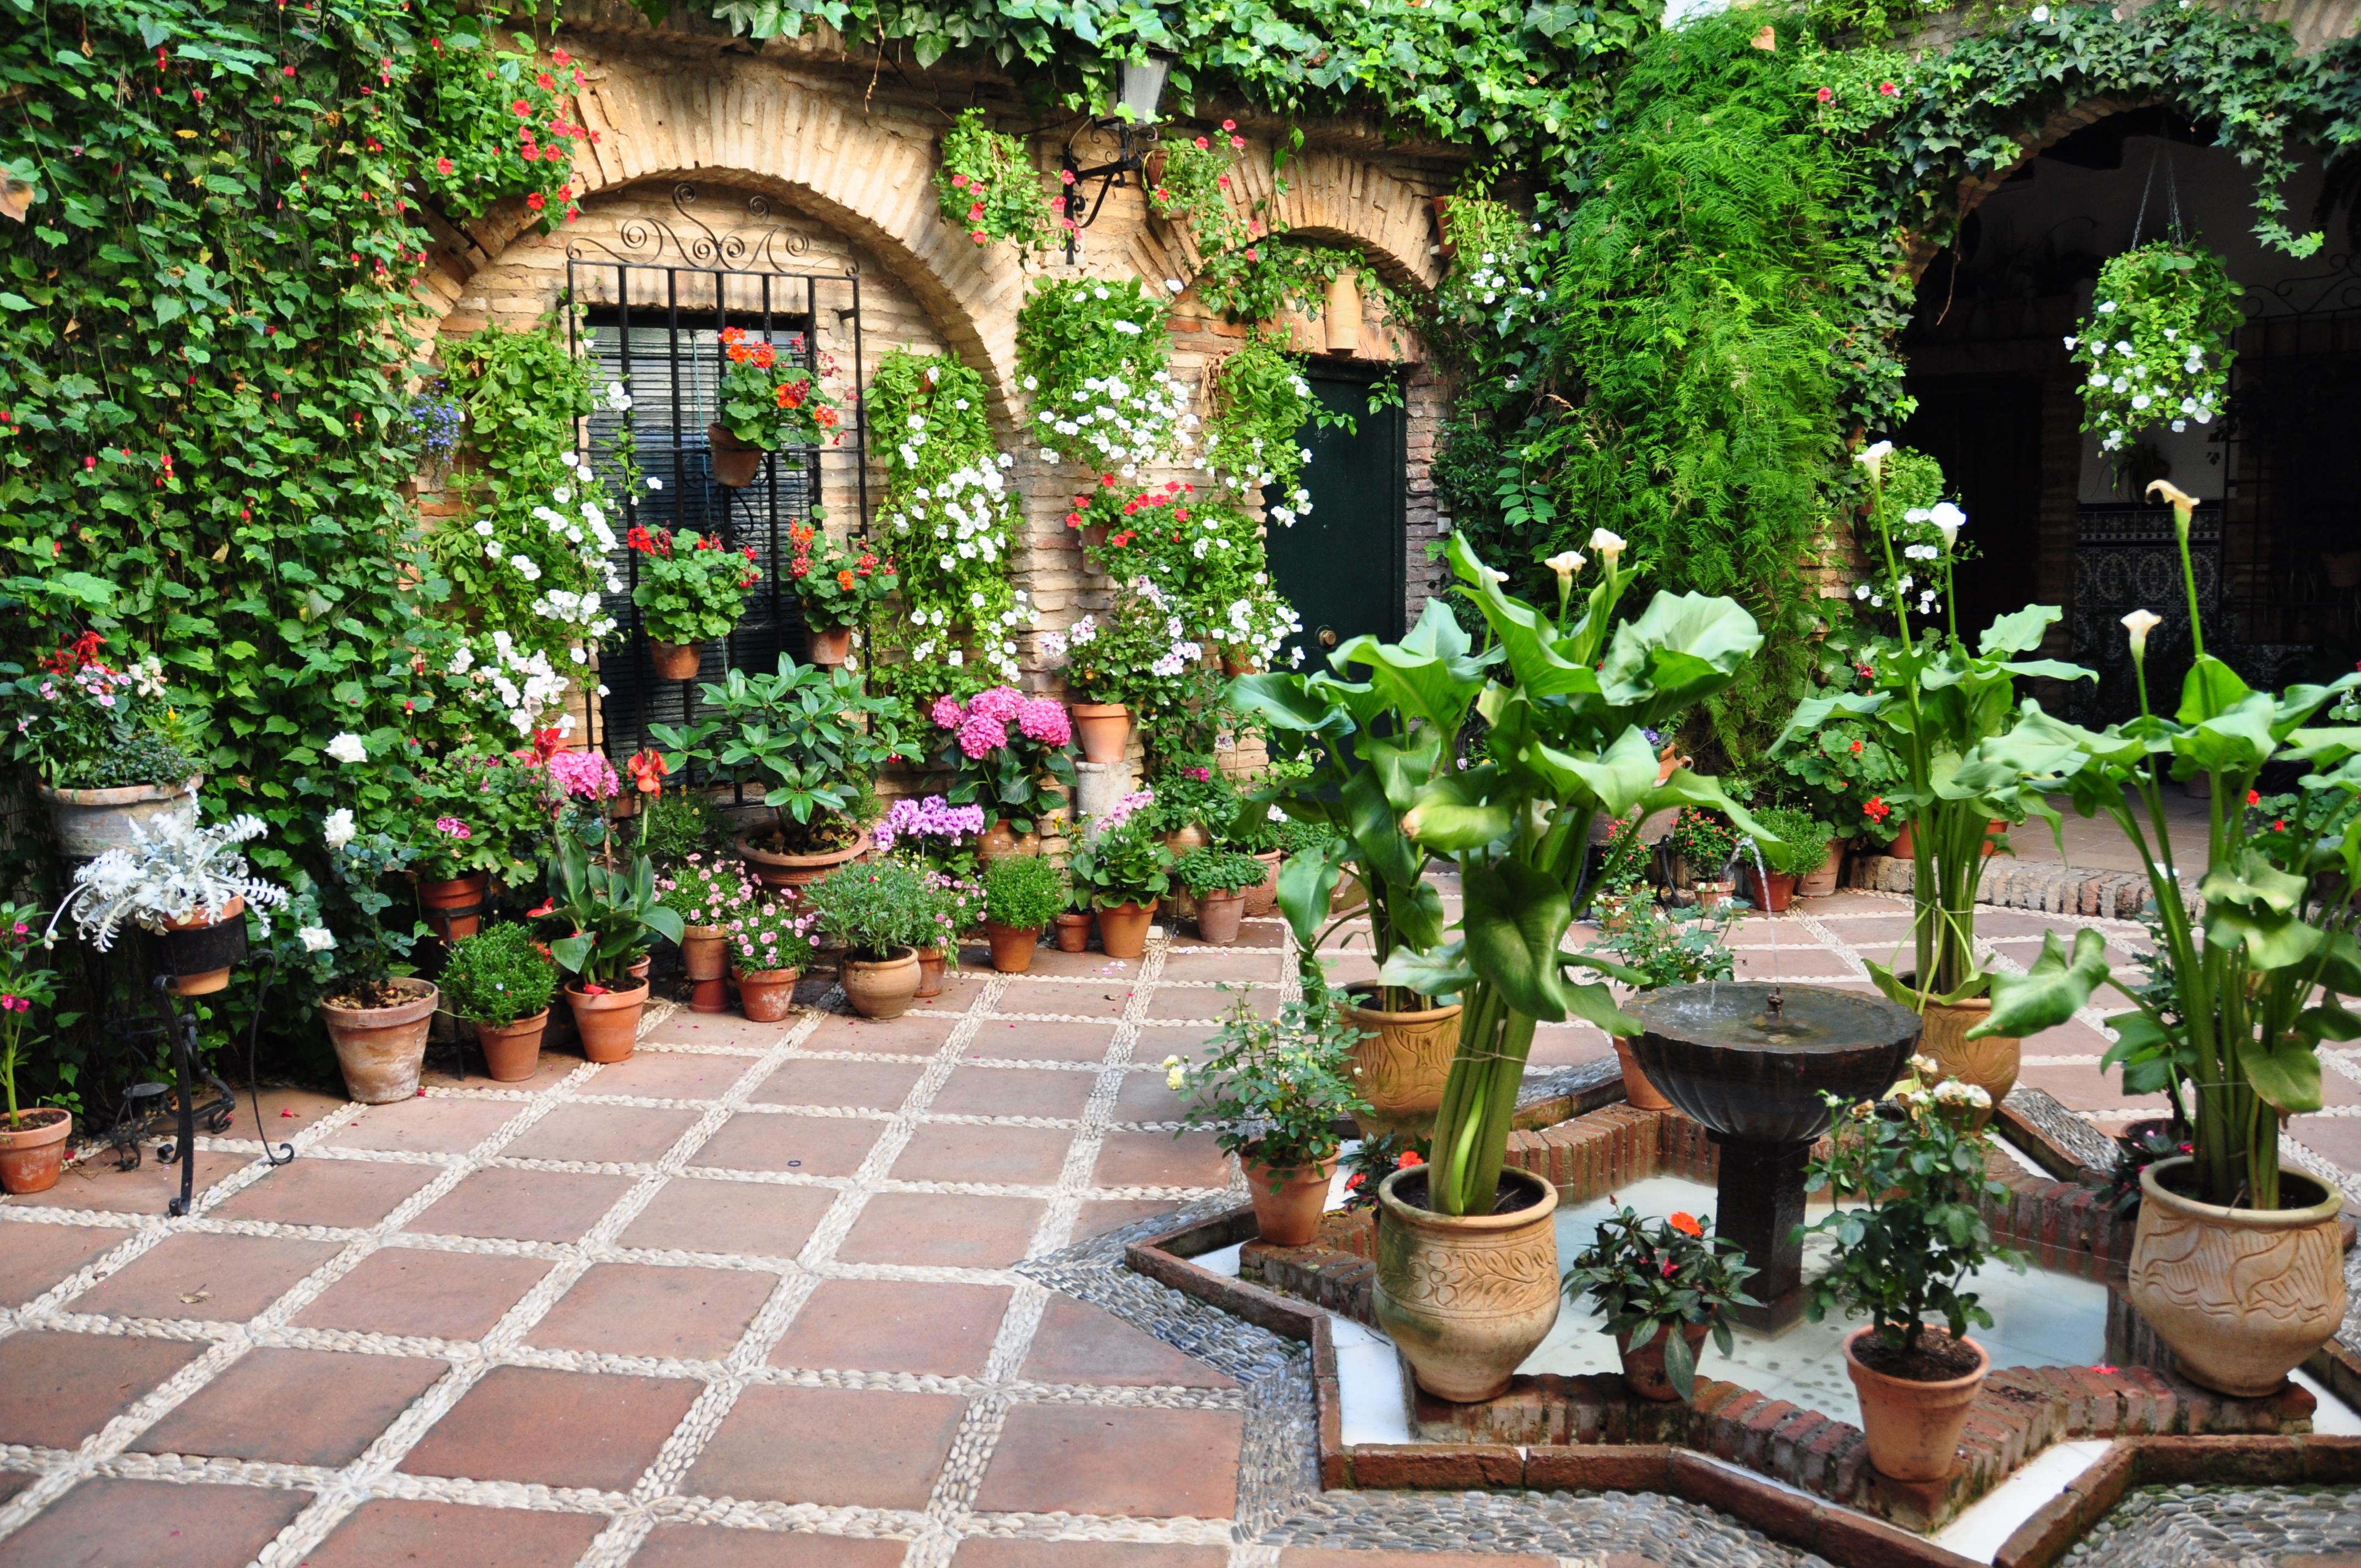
xmin=567 ymin=182 xmax=855 ymax=276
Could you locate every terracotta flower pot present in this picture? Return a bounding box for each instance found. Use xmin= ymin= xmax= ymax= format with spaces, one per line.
xmin=681 ymin=924 xmax=728 ymax=983
xmin=978 ymin=818 xmax=1041 ymax=864
xmin=649 ymin=638 xmax=704 ymax=682
xmin=737 ymin=966 xmax=801 ymax=1022
xmin=915 ymin=945 xmax=946 ymax=999
xmin=0 ymin=1106 xmax=73 ymax=1195
xmin=985 ymin=921 xmax=1040 ymax=973
xmin=841 ymin=948 xmax=922 ymax=1020
xmin=38 ymin=775 xmax=199 ymax=861
xmin=1069 ymin=702 xmax=1131 ymax=764
xmin=160 ymin=895 xmax=247 ymax=997
xmin=1613 ymin=1037 xmax=1674 ymax=1113
xmin=1244 ymin=1155 xmax=1335 ymax=1248
xmin=1053 ymin=911 xmax=1091 ymax=952
xmin=628 ymin=954 xmax=652 ymax=983
xmin=1693 ymin=879 xmax=1734 ymax=913
xmin=1902 ymin=973 xmax=2016 ymax=1129
xmin=1374 ymin=1165 xmax=1562 ymax=1403
xmin=566 ymin=981 xmax=650 ymax=1063
xmin=689 ymin=978 xmax=730 ymax=1013
xmin=322 ymin=976 xmax=439 ymax=1103
xmin=1164 ymin=823 xmax=1210 ymax=857
xmin=1885 ymin=823 xmax=1915 ymax=858
xmin=2128 ymin=1156 xmax=2347 ymax=1397
xmin=1339 ymin=984 xmax=1462 ymax=1139
xmin=418 ymin=871 xmax=489 ymax=942
xmin=707 ymin=420 xmax=763 ymax=487
xmin=1243 ymin=850 xmax=1283 ymax=917
xmin=1982 ymin=817 xmax=2008 ymax=857
xmin=1797 ymin=839 xmax=1846 ymax=898
xmin=1195 ymin=890 xmax=1247 ymax=946
xmin=473 ymin=1010 xmax=550 ymax=1084
xmin=1843 ymin=1326 xmax=1989 ymax=1482
xmin=1744 ymin=865 xmax=1797 ymax=913
xmin=737 ymin=832 xmax=866 ymax=894
xmin=808 ymin=624 xmax=853 ymax=666
xmin=1618 ymin=1321 xmax=1713 ymax=1403
xmin=1095 ymin=900 xmax=1157 ymax=960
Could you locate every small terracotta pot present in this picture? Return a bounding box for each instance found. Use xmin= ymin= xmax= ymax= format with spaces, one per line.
xmin=1195 ymin=890 xmax=1247 ymax=945
xmin=978 ymin=818 xmax=1041 ymax=863
xmin=1693 ymin=879 xmax=1734 ymax=913
xmin=161 ymin=895 xmax=246 ymax=997
xmin=689 ymin=978 xmax=730 ymax=1013
xmin=1053 ymin=911 xmax=1091 ymax=952
xmin=737 ymin=966 xmax=801 ymax=1022
xmin=1744 ymin=866 xmax=1797 ymax=913
xmin=1886 ymin=823 xmax=1915 ymax=858
xmin=1843 ymin=1326 xmax=1989 ymax=1482
xmin=1244 ymin=1155 xmax=1335 ymax=1248
xmin=841 ymin=948 xmax=922 ymax=1020
xmin=737 ymin=832 xmax=865 ymax=893
xmin=707 ymin=420 xmax=763 ymax=487
xmin=1618 ymin=1321 xmax=1713 ymax=1403
xmin=1982 ymin=817 xmax=2008 ymax=857
xmin=628 ymin=954 xmax=652 ymax=983
xmin=1069 ymin=702 xmax=1131 ymax=764
xmin=473 ymin=1010 xmax=550 ymax=1083
xmin=1613 ymin=1037 xmax=1674 ymax=1112
xmin=1096 ymin=900 xmax=1157 ymax=960
xmin=682 ymin=924 xmax=728 ymax=983
xmin=736 ymin=963 xmax=802 ymax=1025
xmin=1164 ymin=823 xmax=1210 ymax=857
xmin=915 ymin=945 xmax=946 ymax=999
xmin=808 ymin=624 xmax=853 ymax=666
xmin=0 ymin=1106 xmax=73 ymax=1195
xmin=648 ymin=638 xmax=704 ymax=681
xmin=322 ymin=976 xmax=439 ymax=1103
xmin=1340 ymin=985 xmax=1462 ymax=1139
xmin=1797 ymin=839 xmax=1845 ymax=898
xmin=985 ymin=921 xmax=1041 ymax=973
xmin=1243 ymin=851 xmax=1283 ymax=917
xmin=1220 ymin=649 xmax=1259 ymax=678
xmin=566 ymin=981 xmax=650 ymax=1063
xmin=418 ymin=872 xmax=489 ymax=942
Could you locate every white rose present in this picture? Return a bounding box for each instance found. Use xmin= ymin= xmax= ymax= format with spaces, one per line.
xmin=323 ymin=807 xmax=357 ymax=848
xmin=298 ymin=926 xmax=338 ymax=953
xmin=325 ymin=733 xmax=367 ymax=766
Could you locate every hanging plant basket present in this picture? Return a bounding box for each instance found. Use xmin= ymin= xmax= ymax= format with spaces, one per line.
xmin=2068 ymin=241 xmax=2241 ymax=456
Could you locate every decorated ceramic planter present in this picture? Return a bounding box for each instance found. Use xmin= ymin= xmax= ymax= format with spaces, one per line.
xmin=1338 ymin=983 xmax=1461 ymax=1139
xmin=322 ymin=977 xmax=439 ymax=1103
xmin=38 ymin=775 xmax=199 ymax=861
xmin=1907 ymin=979 xmax=2016 ymax=1130
xmin=1374 ymin=1164 xmax=1561 ymax=1402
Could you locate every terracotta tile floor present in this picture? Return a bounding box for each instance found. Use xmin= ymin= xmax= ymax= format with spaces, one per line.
xmin=0 ymin=888 xmax=2315 ymax=1565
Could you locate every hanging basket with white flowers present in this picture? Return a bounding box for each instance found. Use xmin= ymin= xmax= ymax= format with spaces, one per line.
xmin=2066 ymin=241 xmax=2242 ymax=455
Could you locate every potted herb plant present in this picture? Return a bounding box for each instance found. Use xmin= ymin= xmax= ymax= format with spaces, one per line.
xmin=1666 ymin=806 xmax=1739 ymax=908
xmin=710 ymin=326 xmax=842 ymax=487
xmin=629 ymin=525 xmax=760 ymax=680
xmin=786 ymin=522 xmax=897 ymax=665
xmin=659 ymin=852 xmax=755 ymax=1013
xmin=729 ymin=897 xmax=817 ymax=1022
xmin=1744 ymin=803 xmax=1829 ymax=914
xmin=1173 ymin=846 xmax=1267 ymax=946
xmin=928 ymin=686 xmax=1076 ymax=856
xmin=653 ymin=656 xmax=901 ymax=894
xmin=442 ymin=922 xmax=558 ymax=1082
xmin=310 ymin=822 xmax=438 ymax=1102
xmin=982 ymin=852 xmax=1065 ymax=973
xmin=1585 ymin=901 xmax=1737 ymax=1113
xmin=1563 ymin=1208 xmax=1760 ymax=1402
xmin=0 ymin=903 xmax=69 ymax=1194
xmin=540 ymin=837 xmax=686 ymax=1062
xmin=56 ymin=810 xmax=286 ymax=997
xmin=1976 ymin=477 xmax=2361 ymax=1397
xmin=1172 ymin=995 xmax=1372 ymax=1247
xmin=4 ymin=640 xmax=204 ymax=859
xmin=1066 ymin=797 xmax=1173 ymax=960
xmin=804 ymin=859 xmax=938 ymax=1020
xmin=1803 ymin=1074 xmax=2017 ymax=1481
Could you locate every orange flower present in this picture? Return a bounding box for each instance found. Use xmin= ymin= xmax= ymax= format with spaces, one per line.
xmin=836 ymin=569 xmax=855 ymax=591
xmin=1396 ymin=1149 xmax=1423 ymax=1169
xmin=626 ymin=748 xmax=667 ymax=796
xmin=1668 ymin=1212 xmax=1704 ymax=1238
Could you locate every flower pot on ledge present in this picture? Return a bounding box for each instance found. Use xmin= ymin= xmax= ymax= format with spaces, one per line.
xmin=39 ymin=775 xmax=200 ymax=861
xmin=1070 ymin=703 xmax=1131 ymax=764
xmin=649 ymin=638 xmax=704 ymax=682
xmin=1244 ymin=1155 xmax=1334 ymax=1248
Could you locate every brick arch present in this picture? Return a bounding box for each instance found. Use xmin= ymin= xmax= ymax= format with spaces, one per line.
xmin=1904 ymin=93 xmax=2164 ymax=281
xmin=413 ymin=53 xmax=1033 ymax=419
xmin=1250 ymin=147 xmax=1445 ymax=292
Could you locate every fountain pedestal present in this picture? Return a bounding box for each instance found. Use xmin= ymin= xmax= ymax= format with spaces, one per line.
xmin=1625 ymin=983 xmax=1921 ymax=1337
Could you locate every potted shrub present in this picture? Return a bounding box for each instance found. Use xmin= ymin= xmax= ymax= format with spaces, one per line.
xmin=654 ymin=656 xmax=901 ymax=894
xmin=1047 ymin=578 xmax=1185 ymax=764
xmin=803 ymin=859 xmax=938 ymax=1020
xmin=873 ymin=796 xmax=987 ymax=999
xmin=1173 ymin=846 xmax=1266 ymax=946
xmin=1744 ymin=803 xmax=1829 ymax=914
xmin=628 ymin=525 xmax=759 ymax=680
xmin=710 ymin=326 xmax=842 ymax=487
xmin=304 ymin=821 xmax=439 ymax=1103
xmin=658 ymin=852 xmax=755 ymax=1013
xmin=442 ymin=922 xmax=558 ymax=1082
xmin=1977 ymin=478 xmax=2361 ymax=1396
xmin=540 ymin=838 xmax=686 ymax=1063
xmin=1769 ymin=706 xmax=1905 ymax=889
xmin=1563 ymin=1208 xmax=1760 ymax=1402
xmin=403 ymin=744 xmax=545 ymax=941
xmin=1585 ymin=901 xmax=1737 ymax=1113
xmin=785 ymin=522 xmax=897 ymax=665
xmin=1172 ymin=995 xmax=1371 ymax=1246
xmin=1067 ymin=797 xmax=1173 ymax=960
xmin=4 ymin=640 xmax=203 ymax=859
xmin=927 ymin=686 xmax=1076 ymax=857
xmin=56 ymin=810 xmax=285 ymax=997
xmin=1803 ymin=1074 xmax=2018 ymax=1480
xmin=0 ymin=903 xmax=69 ymax=1194
xmin=728 ymin=897 xmax=818 ymax=1022
xmin=982 ymin=853 xmax=1065 ymax=973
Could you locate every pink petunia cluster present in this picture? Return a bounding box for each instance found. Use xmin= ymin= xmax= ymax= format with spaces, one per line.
xmin=546 ymin=748 xmax=621 ymax=801
xmin=1018 ymin=698 xmax=1070 ymax=747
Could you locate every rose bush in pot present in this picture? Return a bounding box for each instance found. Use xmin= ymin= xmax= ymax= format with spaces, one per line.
xmin=1171 ymin=994 xmax=1370 ymax=1247
xmin=442 ymin=922 xmax=558 ymax=1082
xmin=1563 ymin=1207 xmax=1760 ymax=1402
xmin=303 ymin=820 xmax=437 ymax=1103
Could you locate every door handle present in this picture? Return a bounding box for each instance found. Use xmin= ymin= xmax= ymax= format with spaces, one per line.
xmin=1318 ymin=627 xmax=1339 ymax=648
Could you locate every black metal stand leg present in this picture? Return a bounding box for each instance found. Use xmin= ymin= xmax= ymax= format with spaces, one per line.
xmin=1713 ymin=1135 xmax=1813 ymax=1334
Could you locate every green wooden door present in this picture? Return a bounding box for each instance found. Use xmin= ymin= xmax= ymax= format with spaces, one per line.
xmin=1264 ymin=373 xmax=1406 ymax=671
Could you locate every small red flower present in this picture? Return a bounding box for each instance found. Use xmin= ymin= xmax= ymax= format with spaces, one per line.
xmin=526 ymin=899 xmax=558 ymax=918
xmin=1396 ymin=1149 xmax=1423 ymax=1169
xmin=2248 ymin=788 xmax=2262 ymax=806
xmin=1815 ymin=86 xmax=1832 ymax=102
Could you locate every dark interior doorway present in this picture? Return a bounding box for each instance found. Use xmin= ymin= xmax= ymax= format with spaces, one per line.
xmin=1898 ymin=374 xmax=2046 ymax=638
xmin=1264 ymin=368 xmax=1406 ymax=671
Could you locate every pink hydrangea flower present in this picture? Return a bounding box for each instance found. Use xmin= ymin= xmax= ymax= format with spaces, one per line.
xmin=970 ymin=685 xmax=1026 ymax=723
xmin=956 ymin=711 xmax=1009 ymax=760
xmin=1018 ymin=699 xmax=1071 ymax=747
xmin=546 ymin=749 xmax=620 ymax=800
xmin=929 ymin=694 xmax=965 ymax=729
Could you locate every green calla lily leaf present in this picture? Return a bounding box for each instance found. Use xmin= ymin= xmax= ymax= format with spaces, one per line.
xmin=1976 ymin=928 xmax=2111 ymax=1037
xmin=1460 ymin=857 xmax=1575 ymax=1022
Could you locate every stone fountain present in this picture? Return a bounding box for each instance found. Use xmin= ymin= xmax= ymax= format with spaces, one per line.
xmin=1624 ymin=983 xmax=1921 ymax=1332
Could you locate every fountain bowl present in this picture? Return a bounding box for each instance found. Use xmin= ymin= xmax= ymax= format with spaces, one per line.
xmin=1623 ymin=983 xmax=1921 ymax=1147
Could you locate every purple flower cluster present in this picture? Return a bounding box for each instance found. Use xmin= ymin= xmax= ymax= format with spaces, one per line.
xmin=932 ymin=686 xmax=1071 ymax=759
xmin=873 ymin=794 xmax=987 ymax=852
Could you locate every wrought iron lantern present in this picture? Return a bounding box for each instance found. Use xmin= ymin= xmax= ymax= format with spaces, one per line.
xmin=1057 ymin=51 xmax=1176 ymax=262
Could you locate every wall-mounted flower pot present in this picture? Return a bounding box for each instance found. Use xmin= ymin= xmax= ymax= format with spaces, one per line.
xmin=1195 ymin=890 xmax=1247 ymax=946
xmin=984 ymin=921 xmax=1040 ymax=973
xmin=1096 ymin=900 xmax=1156 ymax=960
xmin=1053 ymin=911 xmax=1091 ymax=953
xmin=1163 ymin=823 xmax=1210 ymax=857
xmin=566 ymin=980 xmax=649 ymax=1063
xmin=322 ymin=977 xmax=439 ymax=1102
xmin=1069 ymin=703 xmax=1131 ymax=764
xmin=160 ymin=896 xmax=247 ymax=997
xmin=1843 ymin=1326 xmax=1989 ymax=1481
xmin=473 ymin=1009 xmax=550 ymax=1084
xmin=978 ymin=818 xmax=1041 ymax=863
xmin=841 ymin=948 xmax=922 ymax=1020
xmin=1618 ymin=1321 xmax=1712 ymax=1403
xmin=0 ymin=1107 xmax=73 ymax=1195
xmin=737 ymin=966 xmax=801 ymax=1022
xmin=737 ymin=833 xmax=865 ymax=894
xmin=1341 ymin=984 xmax=1462 ymax=1138
xmin=39 ymin=775 xmax=199 ymax=861
xmin=1244 ymin=1155 xmax=1335 ymax=1248
xmin=418 ymin=871 xmax=489 ymax=942
xmin=807 ymin=624 xmax=853 ymax=666
xmin=1323 ymin=270 xmax=1362 ymax=356
xmin=1243 ymin=851 xmax=1283 ymax=917
xmin=914 ymin=945 xmax=946 ymax=999
xmin=649 ymin=639 xmax=704 ymax=682
xmin=1219 ymin=648 xmax=1260 ymax=678
xmin=707 ymin=422 xmax=763 ymax=487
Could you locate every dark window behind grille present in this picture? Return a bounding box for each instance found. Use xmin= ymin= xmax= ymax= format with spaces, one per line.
xmin=566 ymin=256 xmax=866 ymax=791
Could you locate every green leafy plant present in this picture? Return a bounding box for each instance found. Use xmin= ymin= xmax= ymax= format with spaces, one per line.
xmin=2069 ymin=242 xmax=2241 ymax=457
xmin=926 ymin=689 xmax=1076 ymax=836
xmin=802 ymin=859 xmax=939 ymax=960
xmin=318 ymin=826 xmax=425 ymax=1008
xmin=715 ymin=326 xmax=844 ymax=450
xmin=1143 ymin=764 xmax=1237 ymax=837
xmin=538 ymin=839 xmax=684 ymax=988
xmin=396 ymin=742 xmax=547 ymax=884
xmin=414 ymin=9 xmax=585 ymax=225
xmin=1664 ymin=807 xmax=1740 ymax=883
xmin=786 ymin=522 xmax=900 ymax=633
xmin=1771 ymin=708 xmax=1905 ymax=846
xmin=439 ymin=921 xmax=557 ymax=1026
xmin=1563 ymin=1208 xmax=1761 ymax=1401
xmin=4 ymin=640 xmax=203 ymax=790
xmin=935 ymin=108 xmax=1056 ymax=252
xmin=1016 ymin=279 xmax=1192 ymax=477
xmin=1149 ymin=125 xmax=1373 ymax=325
xmin=0 ymin=903 xmax=65 ymax=1129
xmin=1066 ymin=803 xmax=1175 ymax=910
xmin=1751 ymin=804 xmax=1830 ymax=879
xmin=628 ymin=527 xmax=759 ymax=646
xmin=983 ymin=852 xmax=1068 ymax=931
xmin=726 ymin=895 xmax=818 ymax=975
xmin=1585 ymin=903 xmax=1736 ymax=992
xmin=639 ymin=790 xmax=726 ymax=861
xmin=1170 ymin=994 xmax=1371 ymax=1175
xmin=1044 ymin=576 xmax=1204 ymax=711
xmin=653 ymin=657 xmax=901 ymax=852
xmin=1173 ymin=846 xmax=1268 ymax=897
